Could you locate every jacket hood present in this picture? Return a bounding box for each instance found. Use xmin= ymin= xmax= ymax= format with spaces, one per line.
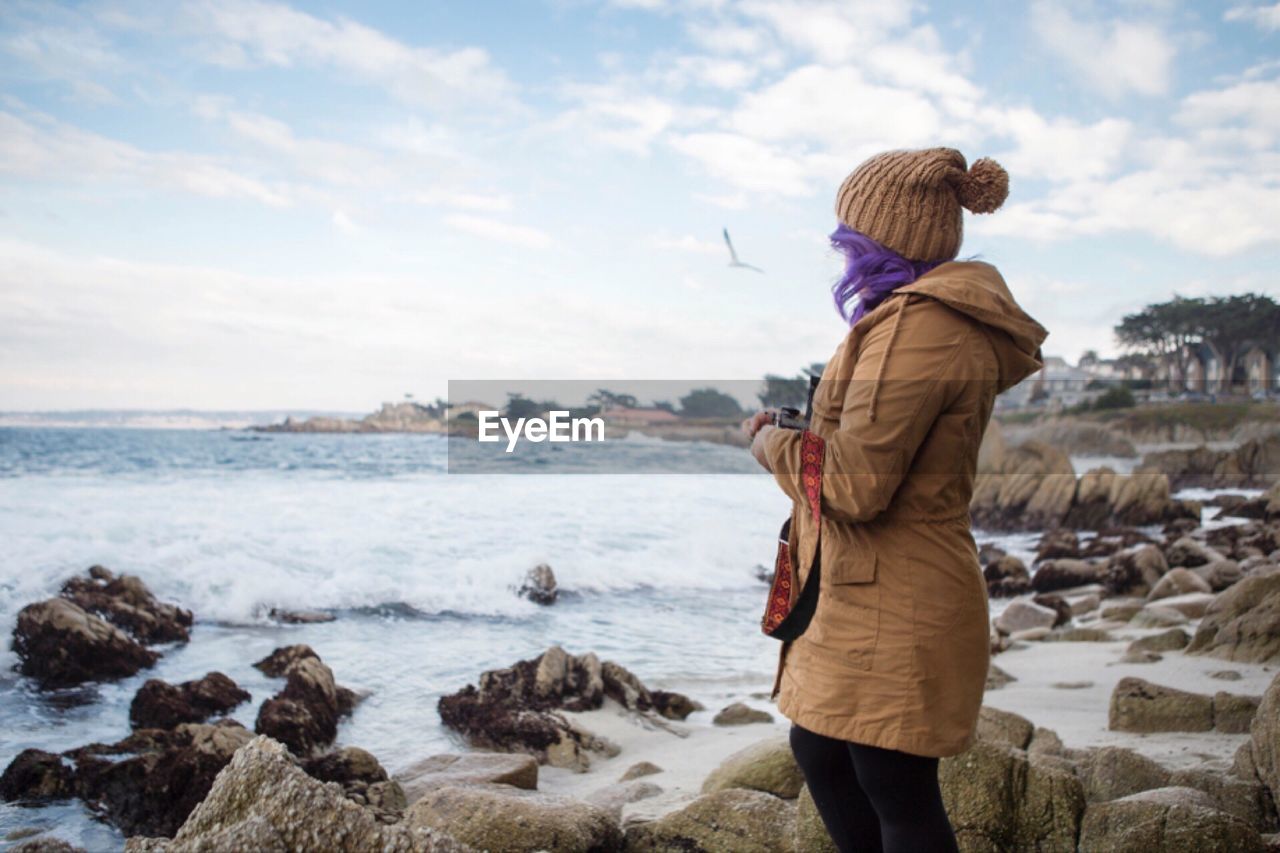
xmin=896 ymin=260 xmax=1048 ymax=393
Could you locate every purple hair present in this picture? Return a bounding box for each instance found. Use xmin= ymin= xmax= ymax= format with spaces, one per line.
xmin=830 ymin=223 xmax=943 ymax=325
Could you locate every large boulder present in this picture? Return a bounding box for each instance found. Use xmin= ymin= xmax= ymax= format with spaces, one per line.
xmin=0 ymin=749 xmax=75 ymax=803
xmin=1080 ymin=746 xmax=1170 ymax=803
xmin=701 ymin=735 xmax=804 ymax=799
xmin=516 ymin=563 xmax=558 ymax=605
xmin=994 ymin=599 xmax=1058 ymax=635
xmin=12 ymin=598 xmax=158 ymax=688
xmin=60 ymin=566 xmax=192 ymax=644
xmin=1242 ymin=672 xmax=1280 ymax=812
xmin=939 ymin=738 xmax=1085 ymax=852
xmin=406 ymin=782 xmax=621 ymax=853
xmin=1031 ymin=559 xmax=1103 ymax=593
xmin=437 ymin=646 xmax=682 ymax=771
xmin=130 ymin=672 xmax=250 ymax=730
xmin=1147 ymin=568 xmax=1212 ymax=601
xmin=1186 ymin=572 xmax=1280 ymax=663
xmin=1109 ymin=678 xmax=1213 ymax=733
xmin=254 ymin=647 xmax=357 ymax=756
xmin=396 ymin=753 xmax=539 ymax=805
xmin=622 ymin=788 xmax=796 ymax=853
xmin=69 ymin=720 xmax=254 ymax=837
xmin=1110 ymin=468 xmax=1199 ymax=527
xmin=1143 ymin=434 xmax=1280 ymax=490
xmin=124 ymin=736 xmax=466 ymax=852
xmin=1104 ymin=545 xmax=1168 ymax=596
xmin=1078 ymin=786 xmax=1264 ymax=852
xmin=970 ymin=441 xmax=1076 ymax=530
xmin=793 ymin=785 xmax=838 ymax=853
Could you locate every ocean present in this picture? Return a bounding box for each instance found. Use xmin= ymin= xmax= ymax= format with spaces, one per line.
xmin=0 ymin=424 xmax=1082 ymax=849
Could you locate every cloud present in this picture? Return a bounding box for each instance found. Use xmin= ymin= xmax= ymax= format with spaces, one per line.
xmin=444 ymin=214 xmax=553 ymax=250
xmin=992 ymin=110 xmax=1133 ymax=182
xmin=650 ymin=233 xmax=723 ymax=255
xmin=555 ymin=83 xmax=679 ymax=154
xmin=1030 ymin=2 xmax=1175 ymax=98
xmin=1225 ymin=3 xmax=1280 ymax=31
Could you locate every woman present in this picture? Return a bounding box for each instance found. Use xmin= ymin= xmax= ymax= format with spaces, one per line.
xmin=743 ymin=147 xmax=1048 ymax=853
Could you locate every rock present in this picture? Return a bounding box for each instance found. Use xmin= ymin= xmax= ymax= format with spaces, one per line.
xmin=701 ymin=735 xmax=803 ymax=799
xmin=1032 ymin=559 xmax=1103 ymax=593
xmin=1148 ymin=567 xmax=1213 ymax=601
xmin=939 ymin=739 xmax=1085 ymax=851
xmin=713 ymin=702 xmax=773 ymax=726
xmin=1109 ymin=677 xmax=1214 ymax=733
xmin=1131 ymin=605 xmax=1189 ymax=628
xmin=601 ymin=658 xmax=702 ymax=719
xmin=1211 ymin=669 xmax=1244 ymax=680
xmin=1127 ymin=628 xmax=1190 ymax=654
xmin=10 ymin=839 xmax=86 ymax=853
xmin=267 ymin=607 xmax=335 ymax=624
xmin=253 ymin=643 xmax=321 ymax=677
xmin=1197 ymin=559 xmax=1245 ymax=591
xmin=1110 ymin=468 xmax=1199 ymax=527
xmin=1010 ymin=626 xmax=1052 ymax=642
xmin=622 ymin=788 xmax=795 ymax=853
xmin=584 ymin=780 xmax=662 ymax=817
xmin=1167 ymin=766 xmax=1276 ymax=832
xmin=129 ymin=672 xmax=251 ymax=729
xmin=620 ymin=761 xmax=663 ymax=782
xmin=1043 ymin=627 xmax=1113 ymax=642
xmin=1078 ymin=786 xmax=1264 ymax=852
xmin=517 ymin=563 xmax=558 ymax=605
xmin=1066 ymin=592 xmax=1102 ymax=616
xmin=1031 ymin=592 xmax=1073 ymax=626
xmin=1101 ymin=599 xmax=1147 ymax=621
xmin=437 ymin=646 xmax=634 ymax=771
xmin=60 ymin=566 xmax=192 ymax=644
xmin=1154 ymin=591 xmax=1216 ymax=619
xmin=1244 ymin=673 xmax=1280 ymax=820
xmin=1119 ymin=648 xmax=1163 ymax=664
xmin=984 ymin=555 xmax=1031 ymax=596
xmin=1036 ymin=529 xmax=1081 ymax=561
xmin=406 ymin=782 xmax=621 ymax=853
xmin=986 ymin=663 xmax=1016 ymax=690
xmin=302 ymin=746 xmax=387 ymax=788
xmin=1212 ymin=696 xmax=1266 ymax=749
xmin=1105 ymin=545 xmax=1169 ymax=596
xmin=1027 ymin=726 xmax=1065 ymax=756
xmin=0 ymin=749 xmax=75 ymax=802
xmin=1186 ymin=572 xmax=1280 ymax=663
xmin=12 ymin=598 xmax=160 ymax=689
xmin=397 ymin=753 xmax=538 ymax=804
xmin=994 ymin=599 xmax=1059 ymax=635
xmin=970 ymin=441 xmax=1077 ymax=531
xmin=1081 ymin=746 xmax=1170 ymax=802
xmin=125 ymin=735 xmax=466 ymax=852
xmin=1052 ymin=681 xmax=1094 ymax=690
xmin=69 ymin=720 xmax=254 ymax=837
xmin=1166 ymin=536 xmax=1225 ymax=569
xmin=976 ymin=706 xmax=1034 ymax=749
xmin=793 ymin=785 xmax=837 ymax=853
xmin=649 ymin=690 xmax=703 ymax=720
xmin=979 ymin=542 xmax=1008 ymax=565
xmin=255 ymin=653 xmax=355 ymax=756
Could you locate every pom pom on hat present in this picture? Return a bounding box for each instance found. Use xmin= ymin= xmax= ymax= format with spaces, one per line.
xmin=952 ymin=157 xmax=1009 ymax=214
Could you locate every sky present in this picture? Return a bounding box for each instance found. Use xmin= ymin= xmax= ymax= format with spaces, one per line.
xmin=1 ymin=0 xmax=1278 ymax=411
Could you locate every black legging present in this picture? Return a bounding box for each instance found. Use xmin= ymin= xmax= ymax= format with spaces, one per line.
xmin=789 ymin=723 xmax=959 ymax=853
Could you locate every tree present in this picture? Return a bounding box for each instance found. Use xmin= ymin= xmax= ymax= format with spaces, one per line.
xmin=758 ymin=374 xmax=808 ymax=409
xmin=587 ymin=389 xmax=638 ymax=410
xmin=678 ymin=388 xmax=743 ymax=419
xmin=504 ymin=394 xmax=558 ymax=420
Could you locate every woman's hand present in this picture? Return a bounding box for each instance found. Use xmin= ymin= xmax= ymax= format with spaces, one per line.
xmin=750 ymin=424 xmax=776 ymax=472
xmin=741 ymin=408 xmax=778 ymax=440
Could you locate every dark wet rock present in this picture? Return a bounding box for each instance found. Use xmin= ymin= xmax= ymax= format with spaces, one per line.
xmin=407 ymin=782 xmax=622 ymax=853
xmin=1081 ymin=528 xmax=1154 ymax=560
xmin=700 ymin=735 xmax=803 ymax=799
xmin=713 ymin=702 xmax=773 ymax=726
xmin=623 ymin=788 xmax=794 ymax=853
xmin=1031 ymin=559 xmax=1103 ymax=593
xmin=984 ymin=555 xmax=1031 ymax=597
xmin=60 ymin=566 xmax=191 ymax=644
xmin=10 ymin=838 xmax=86 ymax=853
xmin=12 ymin=598 xmax=159 ymax=688
xmin=437 ymin=646 xmax=636 ymax=771
xmin=69 ymin=719 xmax=254 ymax=838
xmin=252 ymin=643 xmax=321 ymax=677
xmin=129 ymin=672 xmax=250 ymax=730
xmin=1105 ymin=540 xmax=1167 ymax=594
xmin=398 ymin=753 xmax=538 ymax=805
xmin=1031 ymin=593 xmax=1073 ymax=627
xmin=1186 ymin=571 xmax=1280 ymax=663
xmin=601 ymin=658 xmax=703 ymax=720
xmin=517 ymin=563 xmax=558 ymax=605
xmin=0 ymin=749 xmax=75 ymax=803
xmin=649 ymin=689 xmax=703 ymax=721
xmin=124 ymin=735 xmax=466 ymax=852
xmin=978 ymin=542 xmax=1008 ymax=565
xmin=303 ymin=746 xmax=404 ymax=820
xmin=1078 ymin=786 xmax=1265 ymax=852
xmin=266 ymin=607 xmax=335 ymax=624
xmin=255 ymin=651 xmax=357 ymax=756
xmin=1036 ymin=529 xmax=1081 ymax=561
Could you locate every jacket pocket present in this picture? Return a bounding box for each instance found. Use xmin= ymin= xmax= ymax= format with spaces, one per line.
xmin=807 ymin=532 xmax=880 ymax=672
xmin=827 ymin=549 xmax=877 ymax=585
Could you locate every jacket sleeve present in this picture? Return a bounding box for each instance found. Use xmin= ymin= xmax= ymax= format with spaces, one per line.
xmin=763 ymin=297 xmax=973 ymax=524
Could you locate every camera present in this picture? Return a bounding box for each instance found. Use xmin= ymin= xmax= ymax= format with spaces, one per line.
xmin=771 ymin=407 xmax=809 ymax=431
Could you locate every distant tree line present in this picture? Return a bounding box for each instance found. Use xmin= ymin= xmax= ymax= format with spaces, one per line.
xmin=1115 ymin=293 xmax=1280 ymax=393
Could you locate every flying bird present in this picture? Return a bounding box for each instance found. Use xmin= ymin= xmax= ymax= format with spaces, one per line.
xmin=723 ymin=228 xmax=763 ymax=273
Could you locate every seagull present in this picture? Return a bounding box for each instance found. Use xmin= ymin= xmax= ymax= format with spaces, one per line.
xmin=723 ymin=228 xmax=764 ymax=273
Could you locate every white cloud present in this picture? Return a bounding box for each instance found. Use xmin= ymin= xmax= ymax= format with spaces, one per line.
xmin=444 ymin=214 xmax=553 ymax=250
xmin=1177 ymin=78 xmax=1280 ymax=138
xmin=650 ymin=233 xmax=723 ymax=255
xmin=992 ymin=110 xmax=1133 ymax=182
xmin=736 ymin=0 xmax=918 ymax=64
xmin=1030 ymin=2 xmax=1175 ymax=98
xmin=1225 ymin=3 xmax=1280 ymax=31
xmin=555 ymin=83 xmax=678 ymax=154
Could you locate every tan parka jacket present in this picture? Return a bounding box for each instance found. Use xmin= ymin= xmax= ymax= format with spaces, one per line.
xmin=763 ymin=260 xmax=1047 ymax=757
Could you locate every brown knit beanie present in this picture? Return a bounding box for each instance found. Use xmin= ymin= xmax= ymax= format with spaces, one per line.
xmin=834 ymin=147 xmax=1009 ymax=263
